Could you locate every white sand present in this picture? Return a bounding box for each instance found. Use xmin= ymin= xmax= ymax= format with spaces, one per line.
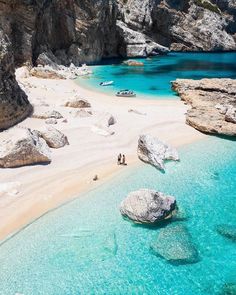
xmin=0 ymin=75 xmax=206 ymax=241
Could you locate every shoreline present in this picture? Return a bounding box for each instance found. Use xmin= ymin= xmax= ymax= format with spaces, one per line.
xmin=0 ymin=75 xmax=206 ymax=242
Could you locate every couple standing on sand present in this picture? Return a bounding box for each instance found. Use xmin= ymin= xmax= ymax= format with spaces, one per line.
xmin=117 ymin=154 xmax=127 ymax=166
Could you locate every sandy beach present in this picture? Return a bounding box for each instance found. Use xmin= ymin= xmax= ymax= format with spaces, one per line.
xmin=0 ymin=74 xmax=206 ymax=242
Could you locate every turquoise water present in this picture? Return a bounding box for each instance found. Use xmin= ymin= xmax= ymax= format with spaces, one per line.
xmin=0 ymin=136 xmax=236 ymax=295
xmin=78 ymin=52 xmax=236 ymax=98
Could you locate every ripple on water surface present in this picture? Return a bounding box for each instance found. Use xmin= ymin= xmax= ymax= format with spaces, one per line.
xmin=0 ymin=136 xmax=236 ymax=295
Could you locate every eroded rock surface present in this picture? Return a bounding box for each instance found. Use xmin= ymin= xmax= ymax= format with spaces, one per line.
xmin=0 ymin=128 xmax=51 ymax=168
xmin=138 ymin=135 xmax=179 ymax=171
xmin=0 ymin=32 xmax=32 ymax=130
xmin=172 ymin=78 xmax=236 ymax=136
xmin=35 ymin=127 xmax=69 ymax=149
xmin=120 ymin=189 xmax=176 ymax=224
xmin=64 ymin=96 xmax=91 ymax=108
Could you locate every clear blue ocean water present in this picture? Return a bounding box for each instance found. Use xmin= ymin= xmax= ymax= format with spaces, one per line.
xmin=78 ymin=52 xmax=236 ymax=98
xmin=0 ymin=136 xmax=236 ymax=295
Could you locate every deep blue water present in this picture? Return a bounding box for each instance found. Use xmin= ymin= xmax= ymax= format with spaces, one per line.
xmin=0 ymin=136 xmax=236 ymax=295
xmin=78 ymin=52 xmax=236 ymax=98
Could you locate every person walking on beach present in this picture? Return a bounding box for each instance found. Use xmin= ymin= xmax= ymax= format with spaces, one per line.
xmin=121 ymin=154 xmax=127 ymax=166
xmin=117 ymin=154 xmax=122 ymax=165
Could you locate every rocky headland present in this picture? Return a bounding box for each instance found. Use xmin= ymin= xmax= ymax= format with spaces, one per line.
xmin=172 ymin=78 xmax=236 ymax=136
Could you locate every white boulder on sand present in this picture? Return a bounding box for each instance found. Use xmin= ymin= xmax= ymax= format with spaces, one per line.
xmin=91 ymin=112 xmax=116 ymax=137
xmin=0 ymin=128 xmax=51 ymax=168
xmin=35 ymin=126 xmax=69 ymax=149
xmin=64 ymin=95 xmax=91 ymax=108
xmin=138 ymin=135 xmax=179 ymax=171
xmin=120 ymin=189 xmax=176 ymax=224
xmin=32 ymin=108 xmax=63 ymax=120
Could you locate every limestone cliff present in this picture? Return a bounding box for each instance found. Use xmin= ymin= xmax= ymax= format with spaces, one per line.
xmin=0 ymin=31 xmax=32 ymax=131
xmin=1 ymin=0 xmax=236 ymax=67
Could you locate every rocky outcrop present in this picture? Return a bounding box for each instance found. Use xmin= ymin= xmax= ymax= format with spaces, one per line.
xmin=32 ymin=108 xmax=63 ymax=120
xmin=172 ymin=78 xmax=236 ymax=136
xmin=116 ymin=20 xmax=169 ymax=57
xmin=123 ymin=60 xmax=144 ymax=66
xmin=36 ymin=127 xmax=69 ymax=149
xmin=150 ymin=224 xmax=200 ymax=264
xmin=118 ymin=0 xmax=236 ymax=52
xmin=0 ymin=128 xmax=51 ymax=168
xmin=138 ymin=135 xmax=179 ymax=171
xmin=0 ymin=31 xmax=32 ymax=131
xmin=120 ymin=189 xmax=176 ymax=224
xmin=64 ymin=96 xmax=91 ymax=108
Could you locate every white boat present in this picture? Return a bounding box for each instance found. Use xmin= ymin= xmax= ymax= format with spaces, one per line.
xmin=99 ymin=81 xmax=114 ymax=86
xmin=116 ymin=90 xmax=136 ymax=97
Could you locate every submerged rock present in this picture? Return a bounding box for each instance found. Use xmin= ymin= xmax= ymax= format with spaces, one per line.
xmin=137 ymin=135 xmax=179 ymax=171
xmin=221 ymin=283 xmax=236 ymax=295
xmin=151 ymin=224 xmax=200 ymax=264
xmin=120 ymin=189 xmax=176 ymax=224
xmin=35 ymin=127 xmax=69 ymax=149
xmin=0 ymin=128 xmax=51 ymax=168
xmin=172 ymin=78 xmax=236 ymax=136
xmin=216 ymin=224 xmax=236 ymax=242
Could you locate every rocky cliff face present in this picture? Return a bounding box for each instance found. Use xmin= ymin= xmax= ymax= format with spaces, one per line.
xmin=1 ymin=0 xmax=236 ymax=67
xmin=0 ymin=31 xmax=32 ymax=131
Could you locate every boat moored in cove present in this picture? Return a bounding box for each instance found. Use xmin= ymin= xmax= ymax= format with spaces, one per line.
xmin=116 ymin=90 xmax=136 ymax=97
xmin=99 ymin=81 xmax=114 ymax=86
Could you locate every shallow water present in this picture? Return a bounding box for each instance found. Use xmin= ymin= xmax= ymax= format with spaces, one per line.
xmin=78 ymin=52 xmax=236 ymax=98
xmin=0 ymin=136 xmax=236 ymax=295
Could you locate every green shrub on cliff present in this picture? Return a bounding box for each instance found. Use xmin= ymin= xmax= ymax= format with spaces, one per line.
xmin=195 ymin=0 xmax=221 ymax=14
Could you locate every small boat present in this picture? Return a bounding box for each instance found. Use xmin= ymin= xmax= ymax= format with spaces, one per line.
xmin=116 ymin=90 xmax=136 ymax=97
xmin=99 ymin=81 xmax=114 ymax=86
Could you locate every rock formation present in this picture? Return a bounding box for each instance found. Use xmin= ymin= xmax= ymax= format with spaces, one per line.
xmin=0 ymin=0 xmax=236 ymax=68
xmin=0 ymin=31 xmax=32 ymax=131
xmin=0 ymin=128 xmax=51 ymax=168
xmin=32 ymin=108 xmax=63 ymax=120
xmin=35 ymin=127 xmax=69 ymax=149
xmin=64 ymin=96 xmax=91 ymax=108
xmin=138 ymin=135 xmax=179 ymax=171
xmin=151 ymin=224 xmax=200 ymax=264
xmin=120 ymin=189 xmax=176 ymax=224
xmin=172 ymin=78 xmax=236 ymax=136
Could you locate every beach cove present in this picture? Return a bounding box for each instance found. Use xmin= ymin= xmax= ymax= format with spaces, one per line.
xmin=0 ymin=53 xmax=235 ymax=295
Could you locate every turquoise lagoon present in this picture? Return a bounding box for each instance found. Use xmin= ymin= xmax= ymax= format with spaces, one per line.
xmin=78 ymin=52 xmax=236 ymax=98
xmin=0 ymin=136 xmax=236 ymax=295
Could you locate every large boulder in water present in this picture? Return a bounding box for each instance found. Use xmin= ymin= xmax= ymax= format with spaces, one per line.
xmin=0 ymin=128 xmax=51 ymax=168
xmin=120 ymin=189 xmax=176 ymax=224
xmin=216 ymin=224 xmax=236 ymax=242
xmin=151 ymin=224 xmax=200 ymax=265
xmin=137 ymin=135 xmax=179 ymax=171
